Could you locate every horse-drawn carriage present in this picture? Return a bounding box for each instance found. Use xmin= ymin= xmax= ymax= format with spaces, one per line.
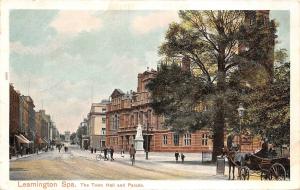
xmin=223 ymin=147 xmax=290 ymax=180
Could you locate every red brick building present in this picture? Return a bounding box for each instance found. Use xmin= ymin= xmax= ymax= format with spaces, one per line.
xmin=9 ymin=84 xmax=20 ymax=148
xmin=106 ymin=69 xmax=214 ymax=153
xmin=105 ymin=68 xmax=262 ymax=153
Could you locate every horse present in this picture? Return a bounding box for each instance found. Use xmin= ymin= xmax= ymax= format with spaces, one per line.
xmin=222 ymin=146 xmax=249 ymax=180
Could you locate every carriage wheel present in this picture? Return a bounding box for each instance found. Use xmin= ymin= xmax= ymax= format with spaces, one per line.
xmin=239 ymin=166 xmax=250 ymax=180
xmin=269 ymin=163 xmax=286 ymax=180
xmin=260 ymin=169 xmax=270 ymax=180
xmin=96 ymin=154 xmax=102 ymax=161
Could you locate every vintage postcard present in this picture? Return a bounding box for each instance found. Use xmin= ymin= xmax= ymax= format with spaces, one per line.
xmin=0 ymin=0 xmax=299 ymax=190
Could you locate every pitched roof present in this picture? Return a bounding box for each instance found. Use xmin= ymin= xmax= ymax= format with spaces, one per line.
xmin=110 ymin=89 xmax=125 ymax=98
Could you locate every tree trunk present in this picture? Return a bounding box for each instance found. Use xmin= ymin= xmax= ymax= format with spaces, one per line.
xmin=212 ymin=68 xmax=226 ymax=162
xmin=212 ymin=98 xmax=225 ymax=162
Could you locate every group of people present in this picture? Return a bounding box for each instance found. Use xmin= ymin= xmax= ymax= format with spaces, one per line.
xmin=174 ymin=151 xmax=185 ymax=163
xmin=93 ymin=146 xmax=115 ymax=161
xmin=56 ymin=143 xmax=67 ymax=153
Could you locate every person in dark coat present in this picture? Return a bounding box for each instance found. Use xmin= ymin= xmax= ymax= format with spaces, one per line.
xmin=103 ymin=147 xmax=108 ymax=160
xmin=175 ymin=151 xmax=179 ymax=163
xmin=110 ymin=147 xmax=114 ymax=161
xmin=91 ymin=147 xmax=94 ymax=154
xmin=181 ymin=153 xmax=185 ymax=163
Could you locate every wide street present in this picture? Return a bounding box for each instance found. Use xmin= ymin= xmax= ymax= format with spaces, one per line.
xmin=10 ymin=144 xmax=230 ymax=180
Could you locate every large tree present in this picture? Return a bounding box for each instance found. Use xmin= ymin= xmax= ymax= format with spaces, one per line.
xmin=243 ymin=49 xmax=290 ymax=146
xmin=148 ymin=11 xmax=276 ymax=161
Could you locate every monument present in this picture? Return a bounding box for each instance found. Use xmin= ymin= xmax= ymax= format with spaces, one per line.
xmin=134 ymin=124 xmax=145 ymax=155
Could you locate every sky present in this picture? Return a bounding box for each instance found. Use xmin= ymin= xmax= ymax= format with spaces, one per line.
xmin=9 ymin=10 xmax=289 ymax=134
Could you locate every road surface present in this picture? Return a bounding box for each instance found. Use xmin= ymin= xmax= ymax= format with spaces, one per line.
xmin=10 ymin=145 xmax=228 ymax=180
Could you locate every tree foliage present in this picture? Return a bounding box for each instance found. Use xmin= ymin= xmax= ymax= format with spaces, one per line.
xmin=243 ymin=49 xmax=290 ymax=146
xmin=148 ymin=10 xmax=279 ymax=161
xmin=70 ymin=132 xmax=77 ymax=141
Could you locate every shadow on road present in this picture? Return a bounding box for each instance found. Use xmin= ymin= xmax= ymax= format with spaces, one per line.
xmin=158 ymin=160 xmax=215 ymax=166
xmin=10 ymin=167 xmax=28 ymax=172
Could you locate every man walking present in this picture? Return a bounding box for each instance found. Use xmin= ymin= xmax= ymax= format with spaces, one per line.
xmin=181 ymin=153 xmax=185 ymax=163
xmin=110 ymin=146 xmax=114 ymax=161
xmin=103 ymin=146 xmax=108 ymax=160
xmin=175 ymin=151 xmax=179 ymax=163
xmin=129 ymin=144 xmax=136 ymax=164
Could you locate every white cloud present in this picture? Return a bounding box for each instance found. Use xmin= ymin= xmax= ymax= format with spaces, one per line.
xmin=131 ymin=12 xmax=179 ymax=34
xmin=10 ymin=35 xmax=67 ymax=56
xmin=50 ymin=11 xmax=102 ymax=35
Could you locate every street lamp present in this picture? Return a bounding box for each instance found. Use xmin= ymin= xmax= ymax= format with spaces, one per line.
xmin=145 ymin=122 xmax=149 ymax=160
xmin=237 ymin=103 xmax=245 ymax=152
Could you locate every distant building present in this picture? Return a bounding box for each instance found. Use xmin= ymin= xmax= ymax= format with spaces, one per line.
xmin=65 ymin=131 xmax=70 ymax=142
xmin=35 ymin=111 xmax=42 ymax=147
xmin=78 ymin=119 xmax=88 ymax=149
xmin=40 ymin=110 xmax=52 ymax=145
xmin=19 ymin=95 xmax=29 ymax=136
xmin=87 ymin=100 xmax=109 ymax=149
xmin=24 ymin=96 xmax=35 ymax=144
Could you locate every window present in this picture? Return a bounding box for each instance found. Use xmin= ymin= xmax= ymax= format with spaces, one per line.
xmin=113 ymin=114 xmax=119 ymax=130
xmin=102 ymin=108 xmax=106 ymax=112
xmin=102 ymin=117 xmax=106 ymax=124
xmin=202 ymin=133 xmax=208 ymax=146
xmin=163 ymin=135 xmax=168 ymax=145
xmin=102 ymin=128 xmax=106 ymax=135
xmin=184 ymin=133 xmax=191 ymax=146
xmin=173 ymin=133 xmax=179 ymax=146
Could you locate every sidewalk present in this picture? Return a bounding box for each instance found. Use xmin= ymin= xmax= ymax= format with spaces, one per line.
xmin=10 ymin=150 xmax=48 ymax=161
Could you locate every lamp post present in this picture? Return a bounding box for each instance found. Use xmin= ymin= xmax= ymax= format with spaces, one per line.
xmin=237 ymin=103 xmax=245 ymax=152
xmin=145 ymin=122 xmax=149 ymax=160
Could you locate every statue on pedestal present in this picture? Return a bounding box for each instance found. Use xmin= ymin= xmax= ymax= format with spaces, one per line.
xmin=134 ymin=124 xmax=145 ymax=155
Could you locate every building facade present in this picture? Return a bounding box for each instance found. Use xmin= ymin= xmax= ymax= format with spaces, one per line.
xmin=105 ymin=69 xmax=215 ymax=152
xmin=9 ymin=84 xmax=20 ymax=150
xmin=87 ymin=100 xmax=109 ymax=149
xmin=40 ymin=110 xmax=50 ymax=144
xmin=65 ymin=131 xmax=70 ymax=142
xmin=106 ymin=68 xmax=262 ymax=153
xmin=35 ymin=111 xmax=42 ymax=147
xmin=19 ymin=95 xmax=29 ymax=137
xmin=24 ymin=96 xmax=35 ymax=144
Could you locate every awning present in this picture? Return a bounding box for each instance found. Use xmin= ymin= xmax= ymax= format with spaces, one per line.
xmin=15 ymin=135 xmax=30 ymax=144
xmin=42 ymin=138 xmax=50 ymax=144
xmin=36 ymin=137 xmax=43 ymax=144
xmin=19 ymin=134 xmax=33 ymax=143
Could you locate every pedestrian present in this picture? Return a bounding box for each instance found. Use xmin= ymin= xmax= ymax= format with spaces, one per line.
xmin=110 ymin=146 xmax=114 ymax=161
xmin=121 ymin=149 xmax=125 ymax=158
xmin=129 ymin=144 xmax=136 ymax=160
xmin=94 ymin=148 xmax=97 ymax=153
xmin=103 ymin=146 xmax=108 ymax=160
xmin=21 ymin=146 xmax=24 ymax=156
xmin=181 ymin=153 xmax=185 ymax=163
xmin=175 ymin=151 xmax=179 ymax=163
xmin=91 ymin=147 xmax=94 ymax=154
xmin=58 ymin=145 xmax=61 ymax=152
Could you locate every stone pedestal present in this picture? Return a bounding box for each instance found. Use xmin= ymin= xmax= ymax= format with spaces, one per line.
xmin=134 ymin=124 xmax=145 ymax=156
